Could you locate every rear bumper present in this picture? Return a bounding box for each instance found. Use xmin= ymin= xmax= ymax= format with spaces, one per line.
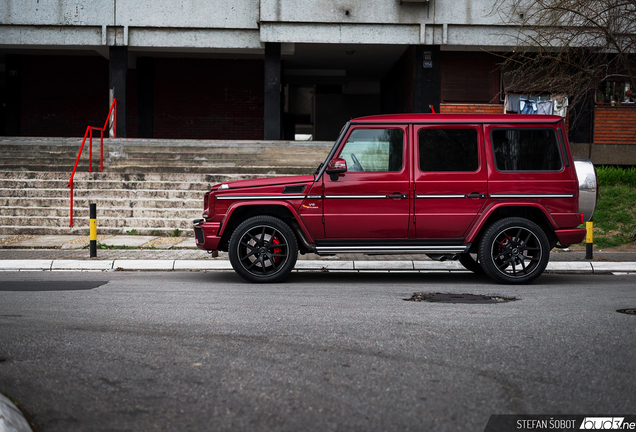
xmin=555 ymin=228 xmax=586 ymax=246
xmin=194 ymin=221 xmax=222 ymax=251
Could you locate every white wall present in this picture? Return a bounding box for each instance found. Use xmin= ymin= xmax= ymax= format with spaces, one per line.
xmin=0 ymin=0 xmax=521 ymax=49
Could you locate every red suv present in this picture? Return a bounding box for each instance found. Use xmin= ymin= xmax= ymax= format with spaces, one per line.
xmin=194 ymin=114 xmax=597 ymax=284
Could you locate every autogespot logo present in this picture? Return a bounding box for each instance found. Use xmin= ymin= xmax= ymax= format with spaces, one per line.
xmin=580 ymin=418 xmax=635 ymax=430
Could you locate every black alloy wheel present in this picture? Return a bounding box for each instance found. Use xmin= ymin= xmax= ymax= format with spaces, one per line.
xmin=228 ymin=216 xmax=298 ymax=283
xmin=478 ymin=217 xmax=550 ymax=284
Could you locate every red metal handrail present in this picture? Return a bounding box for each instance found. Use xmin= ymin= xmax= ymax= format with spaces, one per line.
xmin=68 ymin=98 xmax=117 ymax=227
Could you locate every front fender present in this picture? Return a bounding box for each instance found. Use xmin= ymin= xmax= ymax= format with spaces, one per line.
xmin=465 ymin=201 xmax=558 ymax=243
xmin=219 ymin=200 xmax=316 ymax=243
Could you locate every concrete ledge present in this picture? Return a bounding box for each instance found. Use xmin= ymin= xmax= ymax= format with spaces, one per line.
xmin=571 ymin=142 xmax=636 ymax=166
xmin=413 ymin=261 xmax=466 ymax=271
xmin=546 ymin=262 xmax=593 ymax=272
xmin=113 ymin=260 xmax=174 ymax=270
xmin=2 ymin=259 xmax=636 ymax=274
xmin=591 ymin=262 xmax=636 ymax=272
xmin=51 ymin=260 xmax=114 ymax=271
xmin=0 ymin=260 xmax=52 ymax=271
xmin=173 ymin=260 xmax=232 ymax=270
xmin=294 ymin=261 xmax=354 ymax=271
xmin=354 ymin=260 xmax=414 ymax=270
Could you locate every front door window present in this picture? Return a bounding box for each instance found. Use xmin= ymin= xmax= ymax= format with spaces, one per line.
xmin=338 ymin=129 xmax=403 ymax=173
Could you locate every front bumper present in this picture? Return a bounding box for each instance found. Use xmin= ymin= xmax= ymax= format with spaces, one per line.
xmin=194 ymin=221 xmax=222 ymax=251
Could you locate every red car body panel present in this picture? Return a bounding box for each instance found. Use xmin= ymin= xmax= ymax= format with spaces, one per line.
xmin=413 ymin=123 xmax=488 ymax=239
xmin=322 ymin=124 xmax=410 ymax=238
xmin=220 ymin=199 xmax=315 ymax=243
xmin=555 ymin=228 xmax=587 ymax=245
xmin=464 ymin=201 xmax=558 ymax=243
xmin=195 ymin=114 xmax=589 ymax=255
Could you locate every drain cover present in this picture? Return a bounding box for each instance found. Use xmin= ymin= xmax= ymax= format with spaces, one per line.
xmin=405 ymin=292 xmax=516 ymax=304
xmin=617 ymin=308 xmax=636 ymax=315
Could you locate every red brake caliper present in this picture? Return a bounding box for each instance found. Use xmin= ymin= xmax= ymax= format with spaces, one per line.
xmin=272 ymin=237 xmax=281 ymax=263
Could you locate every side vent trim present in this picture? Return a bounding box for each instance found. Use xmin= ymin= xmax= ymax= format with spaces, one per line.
xmin=283 ymin=185 xmax=307 ymax=194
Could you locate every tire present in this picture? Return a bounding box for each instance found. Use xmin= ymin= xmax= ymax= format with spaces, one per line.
xmin=228 ymin=215 xmax=298 ymax=283
xmin=477 ymin=217 xmax=550 ymax=284
xmin=458 ymin=253 xmax=484 ymax=274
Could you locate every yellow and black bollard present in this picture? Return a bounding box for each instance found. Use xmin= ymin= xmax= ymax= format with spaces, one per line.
xmin=585 ymin=218 xmax=593 ymax=260
xmin=90 ymin=203 xmax=97 ymax=258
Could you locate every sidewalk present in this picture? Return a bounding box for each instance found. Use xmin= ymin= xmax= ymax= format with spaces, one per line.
xmin=1 ymin=234 xmax=635 ymax=273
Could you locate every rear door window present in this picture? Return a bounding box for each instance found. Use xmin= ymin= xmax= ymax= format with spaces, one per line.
xmin=491 ymin=128 xmax=563 ymax=171
xmin=418 ymin=128 xmax=479 ymax=172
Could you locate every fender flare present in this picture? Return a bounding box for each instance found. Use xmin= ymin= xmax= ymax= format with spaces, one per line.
xmin=465 ymin=201 xmax=558 ymax=243
xmin=219 ymin=200 xmax=316 ymax=243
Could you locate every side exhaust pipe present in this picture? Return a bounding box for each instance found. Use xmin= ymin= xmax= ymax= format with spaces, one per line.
xmin=291 ymin=222 xmax=313 ymax=253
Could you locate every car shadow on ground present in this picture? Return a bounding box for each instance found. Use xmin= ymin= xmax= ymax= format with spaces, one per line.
xmin=199 ymin=269 xmax=588 ymax=287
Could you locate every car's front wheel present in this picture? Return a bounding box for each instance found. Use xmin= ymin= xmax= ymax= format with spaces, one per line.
xmin=477 ymin=217 xmax=549 ymax=284
xmin=228 ymin=215 xmax=298 ymax=283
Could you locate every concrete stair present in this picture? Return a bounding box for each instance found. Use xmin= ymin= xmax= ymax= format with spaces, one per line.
xmin=0 ymin=137 xmax=331 ymax=236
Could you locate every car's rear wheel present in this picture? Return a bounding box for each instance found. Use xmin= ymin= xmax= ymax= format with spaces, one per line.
xmin=228 ymin=215 xmax=298 ymax=283
xmin=458 ymin=253 xmax=484 ymax=274
xmin=478 ymin=217 xmax=549 ymax=284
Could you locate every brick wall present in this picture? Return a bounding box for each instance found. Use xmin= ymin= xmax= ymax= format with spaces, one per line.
xmin=440 ymin=104 xmax=503 ymax=114
xmin=17 ymin=55 xmax=265 ymax=140
xmin=593 ymin=106 xmax=636 ymax=145
xmin=153 ymin=58 xmax=264 ymax=140
xmin=20 ymin=55 xmax=109 ymax=137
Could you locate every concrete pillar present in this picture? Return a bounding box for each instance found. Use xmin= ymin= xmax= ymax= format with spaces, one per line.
xmin=264 ymin=42 xmax=282 ymax=140
xmin=137 ymin=57 xmax=154 ymax=138
xmin=5 ymin=54 xmax=21 ymax=136
xmin=109 ymin=46 xmax=128 ymax=138
xmin=413 ymin=45 xmax=441 ymax=114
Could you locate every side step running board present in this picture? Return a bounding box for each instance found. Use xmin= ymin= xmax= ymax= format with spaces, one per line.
xmin=315 ymin=245 xmax=470 ymax=254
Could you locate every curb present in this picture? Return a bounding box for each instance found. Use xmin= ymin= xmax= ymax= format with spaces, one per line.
xmin=0 ymin=259 xmax=635 ymax=273
xmin=0 ymin=393 xmax=33 ymax=432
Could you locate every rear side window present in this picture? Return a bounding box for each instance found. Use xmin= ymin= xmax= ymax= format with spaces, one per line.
xmin=338 ymin=129 xmax=403 ymax=172
xmin=418 ymin=128 xmax=479 ymax=172
xmin=491 ymin=128 xmax=562 ymax=171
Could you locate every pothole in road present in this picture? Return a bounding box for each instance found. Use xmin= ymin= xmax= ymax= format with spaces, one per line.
xmin=405 ymin=292 xmax=517 ymax=304
xmin=616 ymin=308 xmax=636 ymax=315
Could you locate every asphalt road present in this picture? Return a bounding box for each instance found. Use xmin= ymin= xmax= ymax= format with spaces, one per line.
xmin=0 ymin=271 xmax=635 ymax=432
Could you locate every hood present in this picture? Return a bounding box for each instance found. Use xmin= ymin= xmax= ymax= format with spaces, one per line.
xmin=212 ymin=174 xmax=315 ymax=191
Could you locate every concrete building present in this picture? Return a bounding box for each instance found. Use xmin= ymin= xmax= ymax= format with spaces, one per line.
xmin=1 ymin=0 xmax=634 ymax=163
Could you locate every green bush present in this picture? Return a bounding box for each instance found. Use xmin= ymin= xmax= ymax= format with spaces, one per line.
xmin=592 ymin=184 xmax=636 ymax=248
xmin=590 ymin=166 xmax=636 ymax=248
xmin=596 ymin=166 xmax=636 ymax=187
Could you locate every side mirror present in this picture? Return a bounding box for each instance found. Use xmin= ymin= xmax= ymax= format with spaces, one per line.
xmin=326 ymin=158 xmax=347 ymax=181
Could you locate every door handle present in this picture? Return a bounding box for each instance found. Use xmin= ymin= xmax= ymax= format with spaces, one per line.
xmin=389 ymin=193 xmax=408 ymax=199
xmin=467 ymin=193 xmax=487 ymax=199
